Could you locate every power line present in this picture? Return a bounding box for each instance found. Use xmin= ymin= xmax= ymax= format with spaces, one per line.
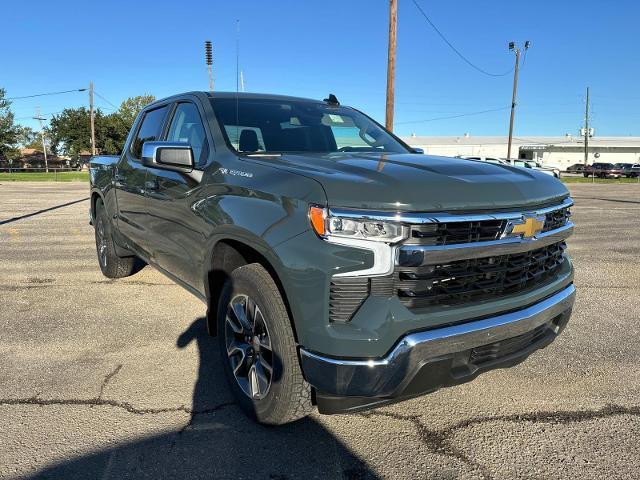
xmin=7 ymin=88 xmax=86 ymax=100
xmin=93 ymin=90 xmax=118 ymax=110
xmin=410 ymin=0 xmax=513 ymax=77
xmin=395 ymin=105 xmax=510 ymax=125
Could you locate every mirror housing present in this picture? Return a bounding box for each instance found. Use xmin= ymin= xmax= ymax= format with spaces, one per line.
xmin=412 ymin=147 xmax=424 ymax=154
xmin=141 ymin=141 xmax=194 ymax=173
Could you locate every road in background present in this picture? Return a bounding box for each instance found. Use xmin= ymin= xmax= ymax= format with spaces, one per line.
xmin=1 ymin=182 xmax=639 ymax=480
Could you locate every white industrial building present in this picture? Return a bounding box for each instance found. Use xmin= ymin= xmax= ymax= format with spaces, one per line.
xmin=401 ymin=135 xmax=640 ymax=169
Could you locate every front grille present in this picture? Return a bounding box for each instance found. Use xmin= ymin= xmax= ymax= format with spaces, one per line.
xmin=407 ymin=206 xmax=571 ymax=246
xmin=410 ymin=220 xmax=505 ymax=246
xmin=543 ymin=207 xmax=571 ymax=232
xmin=395 ymin=241 xmax=567 ymax=310
xmin=470 ymin=323 xmax=549 ymax=365
xmin=328 ymin=241 xmax=567 ymax=320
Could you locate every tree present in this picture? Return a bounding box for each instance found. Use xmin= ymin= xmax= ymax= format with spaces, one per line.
xmin=16 ymin=126 xmax=42 ymax=150
xmin=49 ymin=107 xmax=93 ymax=156
xmin=0 ymin=88 xmax=20 ymax=160
xmin=117 ymin=94 xmax=155 ymax=127
xmin=48 ymin=94 xmax=155 ymax=157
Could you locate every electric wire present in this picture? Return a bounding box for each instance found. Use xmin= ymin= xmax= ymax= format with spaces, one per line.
xmin=7 ymin=88 xmax=86 ymax=101
xmin=411 ymin=0 xmax=513 ymax=77
xmin=395 ymin=106 xmax=510 ymax=125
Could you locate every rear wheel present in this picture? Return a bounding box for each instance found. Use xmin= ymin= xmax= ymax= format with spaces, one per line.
xmin=583 ymin=173 xmax=590 ymax=178
xmin=94 ymin=200 xmax=140 ymax=278
xmin=217 ymin=263 xmax=313 ymax=425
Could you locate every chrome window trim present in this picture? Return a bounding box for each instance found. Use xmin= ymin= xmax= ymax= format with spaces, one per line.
xmin=329 ymin=197 xmax=573 ymax=225
xmin=397 ymin=222 xmax=573 ymax=266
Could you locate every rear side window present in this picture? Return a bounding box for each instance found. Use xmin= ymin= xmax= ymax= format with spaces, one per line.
xmin=130 ymin=106 xmax=169 ymax=159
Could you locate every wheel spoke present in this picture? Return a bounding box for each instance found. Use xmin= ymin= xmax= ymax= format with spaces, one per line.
xmin=225 ymin=293 xmax=273 ymax=400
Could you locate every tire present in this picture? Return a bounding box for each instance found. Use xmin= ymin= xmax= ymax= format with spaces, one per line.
xmin=217 ymin=263 xmax=313 ymax=425
xmin=94 ymin=199 xmax=140 ymax=278
xmin=583 ymin=173 xmax=589 ymax=178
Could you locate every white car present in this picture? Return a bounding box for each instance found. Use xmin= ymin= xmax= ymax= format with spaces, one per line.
xmin=509 ymin=160 xmax=561 ymax=179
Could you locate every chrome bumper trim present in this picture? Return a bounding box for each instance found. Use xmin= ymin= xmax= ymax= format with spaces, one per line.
xmin=300 ymin=284 xmax=575 ymax=397
xmin=398 ymin=222 xmax=573 ymax=266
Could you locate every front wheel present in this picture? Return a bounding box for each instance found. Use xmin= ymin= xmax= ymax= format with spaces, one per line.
xmin=217 ymin=263 xmax=313 ymax=425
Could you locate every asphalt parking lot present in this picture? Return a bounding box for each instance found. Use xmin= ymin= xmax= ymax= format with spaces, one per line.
xmin=1 ymin=181 xmax=639 ymax=480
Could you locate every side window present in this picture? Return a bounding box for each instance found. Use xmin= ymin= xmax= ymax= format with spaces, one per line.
xmin=130 ymin=106 xmax=169 ymax=159
xmin=167 ymin=103 xmax=209 ymax=166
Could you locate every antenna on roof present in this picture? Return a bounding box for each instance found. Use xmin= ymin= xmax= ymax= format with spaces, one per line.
xmin=323 ymin=94 xmax=340 ymax=106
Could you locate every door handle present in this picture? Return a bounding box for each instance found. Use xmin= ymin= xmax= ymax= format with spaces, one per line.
xmin=145 ymin=179 xmax=160 ymax=191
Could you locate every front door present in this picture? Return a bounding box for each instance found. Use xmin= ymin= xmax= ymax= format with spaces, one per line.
xmin=114 ymin=104 xmax=170 ymax=258
xmin=144 ymin=101 xmax=212 ymax=288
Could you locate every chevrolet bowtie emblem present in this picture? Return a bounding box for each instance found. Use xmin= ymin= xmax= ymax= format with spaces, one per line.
xmin=505 ymin=216 xmax=545 ymax=239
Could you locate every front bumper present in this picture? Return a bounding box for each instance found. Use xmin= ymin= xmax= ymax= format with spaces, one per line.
xmin=301 ymin=283 xmax=575 ymax=414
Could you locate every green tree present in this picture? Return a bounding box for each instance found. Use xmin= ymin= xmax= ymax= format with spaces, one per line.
xmin=0 ymin=88 xmax=20 ymax=160
xmin=117 ymin=94 xmax=155 ymax=127
xmin=49 ymin=107 xmax=93 ymax=156
xmin=16 ymin=125 xmax=42 ymax=150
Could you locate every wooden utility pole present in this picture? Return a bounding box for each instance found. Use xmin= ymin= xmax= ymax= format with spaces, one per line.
xmin=89 ymin=81 xmax=96 ymax=156
xmin=584 ymin=86 xmax=590 ymax=165
xmin=506 ymin=48 xmax=521 ymax=160
xmin=385 ymin=0 xmax=397 ymax=131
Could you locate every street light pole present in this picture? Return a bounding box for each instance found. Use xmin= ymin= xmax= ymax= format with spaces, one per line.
xmin=33 ymin=107 xmax=48 ymax=173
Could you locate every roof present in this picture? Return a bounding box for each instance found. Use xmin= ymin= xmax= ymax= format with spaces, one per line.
xmin=150 ymin=91 xmax=330 ymax=107
xmin=402 ymin=135 xmax=640 ymax=148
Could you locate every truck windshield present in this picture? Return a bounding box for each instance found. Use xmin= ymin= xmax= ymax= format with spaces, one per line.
xmin=210 ymin=97 xmax=409 ymax=154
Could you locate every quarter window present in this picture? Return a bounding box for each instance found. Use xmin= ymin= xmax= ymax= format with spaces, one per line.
xmin=130 ymin=106 xmax=169 ymax=159
xmin=167 ymin=103 xmax=209 ymax=166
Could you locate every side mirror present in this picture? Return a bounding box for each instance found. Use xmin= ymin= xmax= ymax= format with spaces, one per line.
xmin=141 ymin=141 xmax=194 ymax=173
xmin=412 ymin=147 xmax=424 ymax=154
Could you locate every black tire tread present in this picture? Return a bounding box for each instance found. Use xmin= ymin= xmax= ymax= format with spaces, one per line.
xmin=95 ymin=200 xmax=138 ymax=279
xmin=219 ymin=263 xmax=313 ymax=425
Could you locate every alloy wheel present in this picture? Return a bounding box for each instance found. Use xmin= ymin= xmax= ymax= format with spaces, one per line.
xmin=224 ymin=294 xmax=274 ymax=399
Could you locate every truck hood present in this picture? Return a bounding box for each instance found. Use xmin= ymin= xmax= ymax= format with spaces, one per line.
xmin=258 ymin=153 xmax=569 ymax=212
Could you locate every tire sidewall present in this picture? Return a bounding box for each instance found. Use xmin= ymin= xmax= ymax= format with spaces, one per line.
xmin=216 ymin=264 xmax=300 ymax=423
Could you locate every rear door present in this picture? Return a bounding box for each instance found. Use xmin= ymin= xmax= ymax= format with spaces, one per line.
xmin=144 ymin=99 xmax=212 ymax=287
xmin=115 ymin=104 xmax=170 ymax=257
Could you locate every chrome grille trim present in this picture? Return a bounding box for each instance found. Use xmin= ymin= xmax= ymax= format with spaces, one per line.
xmin=329 ymin=197 xmax=573 ymax=225
xmin=397 ymin=222 xmax=573 ymax=266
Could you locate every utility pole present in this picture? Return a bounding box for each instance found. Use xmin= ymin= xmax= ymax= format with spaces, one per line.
xmin=507 ymin=41 xmax=529 ymax=160
xmin=385 ymin=0 xmax=397 ymax=131
xmin=205 ymin=41 xmax=214 ymax=93
xmin=89 ymin=81 xmax=96 ymax=156
xmin=33 ymin=107 xmax=48 ymax=173
xmin=583 ymin=86 xmax=590 ymax=165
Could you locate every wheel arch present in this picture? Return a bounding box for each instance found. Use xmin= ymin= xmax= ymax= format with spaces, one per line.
xmin=205 ymin=237 xmax=299 ymax=343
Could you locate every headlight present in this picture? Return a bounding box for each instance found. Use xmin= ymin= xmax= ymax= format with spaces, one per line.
xmin=309 ymin=206 xmax=408 ymax=243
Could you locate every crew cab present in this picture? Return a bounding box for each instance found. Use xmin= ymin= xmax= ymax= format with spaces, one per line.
xmin=90 ymin=92 xmax=575 ymax=424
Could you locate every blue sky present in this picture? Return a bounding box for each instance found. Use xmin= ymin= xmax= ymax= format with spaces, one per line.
xmin=3 ymin=0 xmax=639 ymax=137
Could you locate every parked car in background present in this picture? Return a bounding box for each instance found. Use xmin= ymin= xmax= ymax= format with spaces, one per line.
xmin=584 ymin=163 xmax=624 ymax=178
xmin=566 ymin=163 xmax=586 ymax=174
xmin=508 ymin=159 xmax=561 ymax=179
xmin=613 ymin=163 xmax=638 ymax=178
xmin=463 ymin=156 xmax=507 ymax=165
xmin=630 ymin=164 xmax=640 ymax=178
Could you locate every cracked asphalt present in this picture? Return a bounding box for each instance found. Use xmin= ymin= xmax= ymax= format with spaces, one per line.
xmin=1 ymin=181 xmax=639 ymax=480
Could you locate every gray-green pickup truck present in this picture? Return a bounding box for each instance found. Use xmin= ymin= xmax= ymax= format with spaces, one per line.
xmin=89 ymin=92 xmax=575 ymax=424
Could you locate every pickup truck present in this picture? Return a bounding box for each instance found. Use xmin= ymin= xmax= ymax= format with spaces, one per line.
xmin=584 ymin=162 xmax=624 ymax=178
xmin=90 ymin=91 xmax=575 ymax=425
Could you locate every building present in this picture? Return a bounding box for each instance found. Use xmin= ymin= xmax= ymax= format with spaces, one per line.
xmin=401 ymin=135 xmax=640 ymax=169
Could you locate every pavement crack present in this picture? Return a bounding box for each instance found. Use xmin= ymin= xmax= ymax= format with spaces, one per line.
xmin=0 ymin=394 xmax=236 ymax=418
xmin=98 ymin=365 xmax=123 ymax=399
xmin=359 ymin=403 xmax=640 ymax=480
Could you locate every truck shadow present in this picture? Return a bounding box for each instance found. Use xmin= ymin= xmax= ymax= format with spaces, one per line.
xmin=29 ymin=317 xmax=380 ymax=480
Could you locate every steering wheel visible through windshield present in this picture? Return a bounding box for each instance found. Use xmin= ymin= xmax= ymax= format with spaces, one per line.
xmin=210 ymin=97 xmax=410 ymax=155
